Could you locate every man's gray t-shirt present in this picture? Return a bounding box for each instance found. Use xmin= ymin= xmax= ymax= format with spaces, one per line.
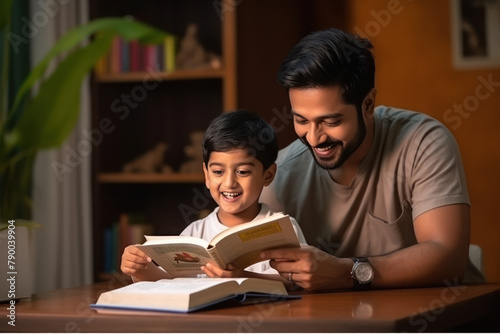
xmin=261 ymin=106 xmax=470 ymax=258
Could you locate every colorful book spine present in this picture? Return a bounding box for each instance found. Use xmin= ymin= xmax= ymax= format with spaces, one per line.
xmin=121 ymin=39 xmax=130 ymax=72
xmin=157 ymin=43 xmax=164 ymax=72
xmin=143 ymin=44 xmax=157 ymax=72
xmin=103 ymin=227 xmax=113 ymax=273
xmin=95 ymin=53 xmax=109 ymax=75
xmin=129 ymin=40 xmax=141 ymax=72
xmin=103 ymin=213 xmax=153 ymax=274
xmin=110 ymin=36 xmax=122 ymax=74
xmin=98 ymin=35 xmax=178 ymax=74
xmin=164 ymin=35 xmax=177 ymax=72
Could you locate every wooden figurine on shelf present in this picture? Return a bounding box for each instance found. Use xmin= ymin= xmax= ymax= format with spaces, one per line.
xmin=176 ymin=23 xmax=222 ymax=70
xmin=123 ymin=142 xmax=172 ymax=173
xmin=179 ymin=131 xmax=205 ymax=174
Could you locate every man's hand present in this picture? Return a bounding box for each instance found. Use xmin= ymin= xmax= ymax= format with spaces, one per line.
xmin=261 ymin=245 xmax=353 ymax=291
xmin=260 ymin=204 xmax=471 ymax=291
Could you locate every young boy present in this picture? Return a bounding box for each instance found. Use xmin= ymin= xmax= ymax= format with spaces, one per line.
xmin=121 ymin=110 xmax=306 ymax=287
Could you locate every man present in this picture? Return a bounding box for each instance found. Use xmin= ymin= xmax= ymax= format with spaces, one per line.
xmin=260 ymin=28 xmax=484 ymax=291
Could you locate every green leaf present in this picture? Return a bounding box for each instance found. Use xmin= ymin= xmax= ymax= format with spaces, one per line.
xmin=1 ymin=16 xmax=169 ymax=223
xmin=4 ymin=17 xmax=168 ymax=152
xmin=0 ymin=0 xmax=12 ymax=29
xmin=9 ymin=17 xmax=168 ymax=125
xmin=0 ymin=219 xmax=41 ymax=231
xmin=12 ymin=33 xmax=114 ymax=150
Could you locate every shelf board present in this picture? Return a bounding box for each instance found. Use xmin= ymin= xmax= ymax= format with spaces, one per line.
xmin=95 ymin=69 xmax=226 ymax=82
xmin=97 ymin=172 xmax=205 ymax=183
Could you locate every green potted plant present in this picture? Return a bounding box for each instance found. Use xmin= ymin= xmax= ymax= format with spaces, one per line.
xmin=0 ymin=1 xmax=169 ymax=299
xmin=0 ymin=3 xmax=168 ymax=226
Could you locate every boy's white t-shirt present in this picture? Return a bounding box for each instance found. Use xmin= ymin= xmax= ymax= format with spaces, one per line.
xmin=180 ymin=203 xmax=307 ymax=274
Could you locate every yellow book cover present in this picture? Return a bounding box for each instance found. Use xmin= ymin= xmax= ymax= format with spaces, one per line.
xmin=163 ymin=35 xmax=177 ymax=72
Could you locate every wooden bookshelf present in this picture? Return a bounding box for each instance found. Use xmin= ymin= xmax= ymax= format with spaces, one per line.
xmin=95 ymin=69 xmax=226 ymax=83
xmin=90 ymin=0 xmax=235 ymax=281
xmin=97 ymin=173 xmax=205 ymax=183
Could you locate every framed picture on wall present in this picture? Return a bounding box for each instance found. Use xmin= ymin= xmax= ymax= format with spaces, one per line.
xmin=451 ymin=0 xmax=500 ymax=69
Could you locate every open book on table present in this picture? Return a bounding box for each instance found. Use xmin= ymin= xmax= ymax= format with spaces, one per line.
xmin=91 ymin=277 xmax=300 ymax=313
xmin=137 ymin=213 xmax=300 ymax=277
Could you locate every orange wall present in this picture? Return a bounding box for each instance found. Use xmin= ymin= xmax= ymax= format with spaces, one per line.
xmin=348 ymin=0 xmax=500 ymax=282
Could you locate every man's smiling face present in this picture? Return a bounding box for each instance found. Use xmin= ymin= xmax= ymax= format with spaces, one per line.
xmin=290 ymin=85 xmax=367 ymax=170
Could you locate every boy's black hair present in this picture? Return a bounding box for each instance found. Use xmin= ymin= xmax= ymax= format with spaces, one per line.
xmin=277 ymin=28 xmax=375 ymax=110
xmin=202 ymin=110 xmax=278 ymax=170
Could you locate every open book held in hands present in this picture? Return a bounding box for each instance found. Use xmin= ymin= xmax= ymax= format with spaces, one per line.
xmin=91 ymin=277 xmax=299 ymax=313
xmin=137 ymin=213 xmax=300 ymax=277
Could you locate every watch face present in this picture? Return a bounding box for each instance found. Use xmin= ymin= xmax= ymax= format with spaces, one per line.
xmin=355 ymin=262 xmax=374 ymax=283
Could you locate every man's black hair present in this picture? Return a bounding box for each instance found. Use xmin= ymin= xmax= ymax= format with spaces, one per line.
xmin=277 ymin=28 xmax=375 ymax=109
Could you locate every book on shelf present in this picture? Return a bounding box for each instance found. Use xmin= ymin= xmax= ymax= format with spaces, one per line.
xmin=91 ymin=277 xmax=299 ymax=313
xmin=121 ymin=38 xmax=130 ymax=72
xmin=96 ymin=35 xmax=177 ymax=75
xmin=109 ymin=36 xmax=122 ymax=74
xmin=129 ymin=39 xmax=141 ymax=72
xmin=137 ymin=213 xmax=300 ymax=278
xmin=103 ymin=213 xmax=153 ymax=273
xmin=142 ymin=44 xmax=158 ymax=71
xmin=163 ymin=35 xmax=176 ymax=72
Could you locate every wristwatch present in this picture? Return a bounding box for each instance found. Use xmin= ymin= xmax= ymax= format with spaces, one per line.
xmin=351 ymin=257 xmax=374 ymax=289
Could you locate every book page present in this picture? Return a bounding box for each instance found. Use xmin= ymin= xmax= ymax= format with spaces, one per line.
xmin=99 ymin=279 xmax=237 ymax=298
xmin=209 ymin=215 xmax=300 ymax=269
xmin=137 ymin=238 xmax=213 ymax=277
xmin=170 ymin=277 xmax=287 ymax=295
xmin=142 ymin=235 xmax=209 ymax=247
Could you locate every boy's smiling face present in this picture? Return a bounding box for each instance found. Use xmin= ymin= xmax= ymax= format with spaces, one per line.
xmin=203 ymin=149 xmax=276 ymax=227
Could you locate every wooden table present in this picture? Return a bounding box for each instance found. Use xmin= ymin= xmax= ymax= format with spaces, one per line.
xmin=2 ymin=275 xmax=499 ymax=332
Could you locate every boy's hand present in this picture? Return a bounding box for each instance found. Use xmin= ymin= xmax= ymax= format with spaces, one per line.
xmin=201 ymin=262 xmax=244 ymax=278
xmin=120 ymin=245 xmax=151 ymax=276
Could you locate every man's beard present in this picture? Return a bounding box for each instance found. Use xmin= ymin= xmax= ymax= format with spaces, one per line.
xmin=302 ymin=116 xmax=366 ymax=170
